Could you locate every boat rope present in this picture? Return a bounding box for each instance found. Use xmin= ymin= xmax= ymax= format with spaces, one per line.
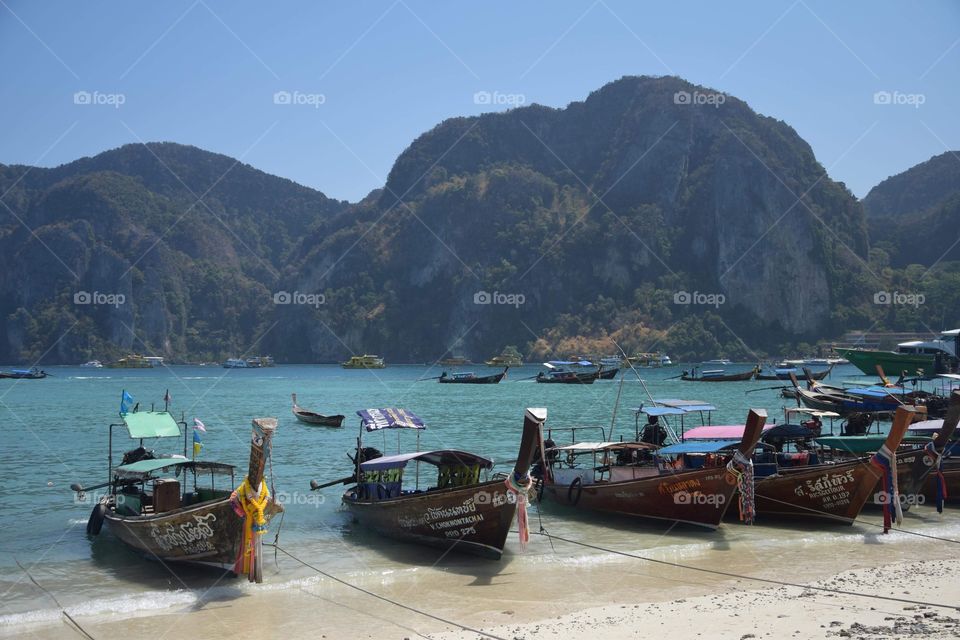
xmin=14 ymin=559 xmax=96 ymax=640
xmin=266 ymin=543 xmax=508 ymax=640
xmin=530 ymin=529 xmax=960 ymax=611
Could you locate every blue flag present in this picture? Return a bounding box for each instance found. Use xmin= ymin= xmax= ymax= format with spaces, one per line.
xmin=193 ymin=430 xmax=203 ymax=457
xmin=120 ymin=390 xmax=134 ymax=414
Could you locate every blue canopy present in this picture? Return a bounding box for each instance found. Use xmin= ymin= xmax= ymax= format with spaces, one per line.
xmin=657 ymin=440 xmax=738 ymax=455
xmin=633 ymin=406 xmax=687 ymax=416
xmin=845 ymin=387 xmax=904 ymax=398
xmin=653 ymin=399 xmax=717 ymax=412
xmin=357 ymin=408 xmax=425 ymax=432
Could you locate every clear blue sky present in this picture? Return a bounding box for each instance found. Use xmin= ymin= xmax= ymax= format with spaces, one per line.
xmin=1 ymin=1 xmax=957 ymax=201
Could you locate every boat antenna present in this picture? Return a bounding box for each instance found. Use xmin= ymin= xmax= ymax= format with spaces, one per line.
xmin=612 ymin=339 xmax=658 ymax=407
xmin=609 ymin=363 xmax=627 ymax=441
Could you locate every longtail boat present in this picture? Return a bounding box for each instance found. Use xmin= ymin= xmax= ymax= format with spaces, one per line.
xmin=534 ymin=408 xmax=767 ymax=529
xmin=751 ymin=405 xmax=915 ymax=526
xmin=536 ymin=361 xmax=603 ymax=384
xmin=71 ymin=396 xmax=280 ymax=582
xmin=310 ymin=407 xmax=543 ymax=559
xmin=680 ymin=367 xmax=757 ymax=382
xmin=0 ymin=367 xmax=47 ymax=379
xmin=438 ymin=367 xmax=508 ymax=384
xmin=292 ymin=393 xmax=345 ymax=427
xmin=754 ymin=364 xmax=833 ymax=381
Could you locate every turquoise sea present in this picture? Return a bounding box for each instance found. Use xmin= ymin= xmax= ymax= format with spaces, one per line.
xmin=2 ymin=362 xmax=958 ymax=630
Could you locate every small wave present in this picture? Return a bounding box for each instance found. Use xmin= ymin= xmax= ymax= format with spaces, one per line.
xmin=0 ymin=590 xmax=196 ymax=628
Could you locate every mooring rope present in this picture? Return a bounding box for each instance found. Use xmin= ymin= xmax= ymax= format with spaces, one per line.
xmin=14 ymin=559 xmax=96 ymax=640
xmin=267 ymin=543 xmax=508 ymax=640
xmin=531 ymin=528 xmax=960 ymax=611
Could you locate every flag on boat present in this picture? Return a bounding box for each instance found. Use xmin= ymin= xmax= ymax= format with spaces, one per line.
xmin=193 ymin=430 xmax=203 ymax=457
xmin=163 ymin=389 xmax=171 ymax=404
xmin=120 ymin=390 xmax=134 ymax=414
xmin=193 ymin=417 xmax=206 ymax=432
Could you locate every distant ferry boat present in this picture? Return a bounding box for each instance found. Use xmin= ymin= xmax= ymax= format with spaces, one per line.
xmin=626 ymin=352 xmax=672 ymax=368
xmin=702 ymin=358 xmax=732 ymax=366
xmin=342 ymin=354 xmax=386 ymax=369
xmin=835 ymin=329 xmax=959 ymax=377
xmin=222 ymin=356 xmax=275 ymax=368
xmin=106 ymin=354 xmax=153 ymax=368
xmin=80 ymin=360 xmax=103 ymax=368
xmin=485 ymin=347 xmax=523 ymax=367
xmin=439 ymin=355 xmax=471 ymax=366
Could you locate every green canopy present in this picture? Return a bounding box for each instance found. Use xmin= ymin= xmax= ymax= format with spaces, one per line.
xmin=121 ymin=411 xmax=181 ymax=439
xmin=114 ymin=458 xmax=235 ymax=479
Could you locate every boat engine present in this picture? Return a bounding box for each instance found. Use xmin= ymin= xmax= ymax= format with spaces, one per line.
xmin=121 ymin=446 xmax=156 ymax=465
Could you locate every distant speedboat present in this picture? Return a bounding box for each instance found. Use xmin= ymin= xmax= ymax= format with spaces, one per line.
xmin=702 ymin=359 xmax=732 ymax=366
xmin=0 ymin=367 xmax=47 ymax=379
xmin=80 ymin=360 xmax=103 ymax=368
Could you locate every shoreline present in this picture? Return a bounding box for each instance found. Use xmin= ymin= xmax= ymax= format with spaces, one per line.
xmin=5 ymin=513 xmax=960 ymax=640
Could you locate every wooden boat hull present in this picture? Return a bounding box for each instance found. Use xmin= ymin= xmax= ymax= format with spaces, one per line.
xmin=536 ymin=371 xmax=600 ymax=384
xmin=681 ymin=370 xmax=755 ymax=382
xmin=754 ymin=460 xmax=883 ymax=524
xmin=835 ymin=348 xmax=938 ymax=377
xmin=342 ymin=479 xmax=518 ymax=559
xmin=597 ymin=368 xmax=619 ymax=380
xmin=438 ymin=371 xmax=506 ymax=384
xmin=755 ymin=369 xmax=830 ymax=381
xmin=922 ymin=461 xmax=960 ymax=505
xmin=0 ymin=372 xmax=47 ymax=379
xmin=539 ymin=467 xmax=737 ymax=529
xmin=102 ymin=496 xmax=280 ymax=572
xmin=293 ymin=411 xmax=345 ymax=427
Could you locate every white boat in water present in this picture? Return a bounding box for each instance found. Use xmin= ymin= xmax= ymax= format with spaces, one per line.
xmin=80 ymin=360 xmax=103 ymax=368
xmin=223 ymin=358 xmax=249 ymax=368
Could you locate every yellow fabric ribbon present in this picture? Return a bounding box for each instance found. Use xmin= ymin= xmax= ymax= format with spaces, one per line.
xmin=232 ymin=477 xmax=270 ymax=578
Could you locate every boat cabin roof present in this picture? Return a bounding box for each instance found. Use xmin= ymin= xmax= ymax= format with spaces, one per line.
xmin=544 ymin=360 xmax=593 ymax=368
xmin=938 ymin=374 xmax=960 ymax=381
xmin=548 ymin=441 xmax=657 ymax=453
xmin=762 ymin=424 xmax=817 ymax=441
xmin=632 ymin=399 xmax=717 ymax=415
xmin=658 ymin=440 xmax=739 ymax=455
xmin=359 ymin=449 xmax=492 ymax=471
xmin=357 ymin=408 xmax=425 ymax=431
xmin=784 ymin=408 xmax=840 ymax=418
xmin=120 ymin=411 xmax=181 ymax=439
xmin=114 ymin=458 xmax=235 ymax=479
xmin=682 ymin=424 xmax=773 ymax=440
xmin=908 ymin=418 xmax=944 ymax=432
xmin=845 ymin=386 xmax=907 ymax=398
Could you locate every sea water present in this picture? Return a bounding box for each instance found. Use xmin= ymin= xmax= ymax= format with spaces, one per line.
xmin=2 ymin=363 xmax=957 ymax=630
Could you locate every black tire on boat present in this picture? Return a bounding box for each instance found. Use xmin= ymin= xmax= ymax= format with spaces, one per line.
xmin=86 ymin=503 xmax=106 ymax=535
xmin=567 ymin=477 xmax=583 ymax=505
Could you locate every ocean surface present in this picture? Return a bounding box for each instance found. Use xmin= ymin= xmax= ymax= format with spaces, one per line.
xmin=2 ymin=362 xmax=958 ymax=631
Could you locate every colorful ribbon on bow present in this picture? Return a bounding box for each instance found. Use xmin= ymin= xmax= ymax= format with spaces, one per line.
xmin=726 ymin=450 xmax=755 ymax=524
xmin=505 ymin=473 xmax=533 ymax=550
xmin=230 ymin=476 xmax=270 ymax=580
xmin=924 ymin=441 xmax=948 ymax=514
xmin=871 ymin=444 xmax=902 ymax=533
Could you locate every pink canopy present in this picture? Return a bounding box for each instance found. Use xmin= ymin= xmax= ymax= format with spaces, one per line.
xmin=682 ymin=424 xmax=774 ymax=440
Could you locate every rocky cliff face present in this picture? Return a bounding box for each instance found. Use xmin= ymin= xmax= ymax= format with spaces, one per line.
xmin=290 ymin=76 xmax=868 ymax=360
xmin=862 ymin=151 xmax=960 ymax=268
xmin=0 ymin=77 xmax=873 ymax=363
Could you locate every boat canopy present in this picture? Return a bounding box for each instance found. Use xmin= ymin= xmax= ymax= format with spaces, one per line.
xmin=357 ymin=408 xmax=425 ymax=432
xmin=633 ymin=406 xmax=687 ymax=417
xmin=784 ymin=408 xmax=840 ymax=419
xmin=938 ymin=374 xmax=960 ymax=381
xmin=359 ymin=449 xmax=492 ymax=471
xmin=547 ymin=441 xmax=657 ymax=452
xmin=657 ymin=440 xmax=738 ymax=455
xmin=114 ymin=458 xmax=234 ymax=479
xmin=682 ymin=424 xmax=773 ymax=440
xmin=908 ymin=418 xmax=945 ymax=432
xmin=845 ymin=386 xmax=907 ymax=398
xmin=544 ymin=360 xmax=594 ymax=368
xmin=761 ymin=424 xmax=817 ymax=441
xmin=121 ymin=411 xmax=182 ymax=439
xmin=657 ymin=399 xmax=717 ymax=412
